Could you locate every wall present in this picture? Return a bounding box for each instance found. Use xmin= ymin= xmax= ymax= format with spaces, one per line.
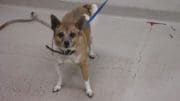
xmin=0 ymin=0 xmax=180 ymax=12
xmin=0 ymin=0 xmax=180 ymax=22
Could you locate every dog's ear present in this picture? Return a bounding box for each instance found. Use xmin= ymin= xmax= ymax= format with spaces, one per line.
xmin=50 ymin=14 xmax=61 ymax=30
xmin=75 ymin=16 xmax=87 ymax=30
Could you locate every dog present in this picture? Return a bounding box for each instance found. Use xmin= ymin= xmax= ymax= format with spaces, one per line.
xmin=50 ymin=3 xmax=98 ymax=97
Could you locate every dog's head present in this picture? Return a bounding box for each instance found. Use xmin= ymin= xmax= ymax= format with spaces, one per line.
xmin=50 ymin=14 xmax=86 ymax=49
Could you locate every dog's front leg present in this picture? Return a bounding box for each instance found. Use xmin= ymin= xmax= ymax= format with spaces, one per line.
xmin=53 ymin=58 xmax=73 ymax=93
xmin=79 ymin=62 xmax=94 ymax=97
xmin=53 ymin=60 xmax=63 ymax=93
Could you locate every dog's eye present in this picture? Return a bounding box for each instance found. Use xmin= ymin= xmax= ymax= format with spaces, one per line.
xmin=70 ymin=32 xmax=76 ymax=38
xmin=58 ymin=32 xmax=64 ymax=38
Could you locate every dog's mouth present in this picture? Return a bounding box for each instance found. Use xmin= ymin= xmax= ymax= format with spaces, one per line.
xmin=58 ymin=45 xmax=73 ymax=51
xmin=56 ymin=45 xmax=76 ymax=55
xmin=46 ymin=45 xmax=75 ymax=55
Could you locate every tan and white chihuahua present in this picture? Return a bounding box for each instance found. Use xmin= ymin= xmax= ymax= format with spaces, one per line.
xmin=50 ymin=4 xmax=97 ymax=97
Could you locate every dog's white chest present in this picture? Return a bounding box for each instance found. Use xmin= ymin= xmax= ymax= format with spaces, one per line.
xmin=57 ymin=54 xmax=81 ymax=64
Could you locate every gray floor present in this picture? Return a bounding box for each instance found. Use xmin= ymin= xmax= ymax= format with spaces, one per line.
xmin=0 ymin=4 xmax=180 ymax=101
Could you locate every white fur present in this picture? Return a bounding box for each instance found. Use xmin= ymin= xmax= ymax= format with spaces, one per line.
xmin=53 ymin=63 xmax=63 ymax=92
xmin=91 ymin=4 xmax=98 ymax=27
xmin=57 ymin=54 xmax=81 ymax=64
xmin=85 ymin=79 xmax=93 ymax=96
xmin=83 ymin=14 xmax=90 ymax=21
xmin=84 ymin=4 xmax=98 ymax=33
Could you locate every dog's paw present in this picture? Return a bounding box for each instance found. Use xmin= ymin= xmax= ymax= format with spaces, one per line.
xmin=89 ymin=52 xmax=96 ymax=59
xmin=89 ymin=55 xmax=95 ymax=59
xmin=52 ymin=85 xmax=61 ymax=93
xmin=86 ymin=89 xmax=94 ymax=98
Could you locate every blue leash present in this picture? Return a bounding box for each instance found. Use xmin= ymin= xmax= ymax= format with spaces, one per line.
xmin=85 ymin=0 xmax=108 ymax=26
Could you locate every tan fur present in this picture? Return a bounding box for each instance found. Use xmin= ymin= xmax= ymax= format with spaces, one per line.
xmin=62 ymin=4 xmax=92 ymax=45
xmin=62 ymin=4 xmax=92 ymax=23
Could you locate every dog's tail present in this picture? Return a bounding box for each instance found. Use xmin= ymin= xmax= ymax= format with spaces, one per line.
xmin=84 ymin=4 xmax=98 ymax=27
xmin=83 ymin=4 xmax=98 ymax=28
xmin=90 ymin=4 xmax=98 ymax=27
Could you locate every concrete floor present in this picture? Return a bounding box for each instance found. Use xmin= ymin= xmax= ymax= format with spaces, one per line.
xmin=0 ymin=4 xmax=180 ymax=101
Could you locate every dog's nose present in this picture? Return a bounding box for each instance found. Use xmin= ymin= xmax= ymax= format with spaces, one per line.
xmin=64 ymin=41 xmax=70 ymax=48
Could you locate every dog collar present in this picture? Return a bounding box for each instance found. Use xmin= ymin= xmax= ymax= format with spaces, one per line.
xmin=45 ymin=45 xmax=76 ymax=55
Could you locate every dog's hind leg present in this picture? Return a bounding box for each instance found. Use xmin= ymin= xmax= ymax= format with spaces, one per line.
xmin=83 ymin=14 xmax=96 ymax=59
xmin=84 ymin=4 xmax=98 ymax=59
xmin=88 ymin=39 xmax=95 ymax=59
